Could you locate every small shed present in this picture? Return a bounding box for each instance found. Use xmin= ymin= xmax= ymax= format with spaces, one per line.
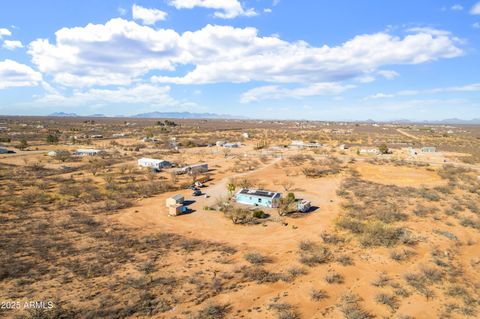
xmin=166 ymin=194 xmax=184 ymax=207
xmin=168 ymin=204 xmax=185 ymax=216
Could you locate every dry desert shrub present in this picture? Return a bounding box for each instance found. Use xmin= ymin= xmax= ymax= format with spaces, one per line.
xmin=325 ymin=270 xmax=344 ymax=284
xmin=375 ymin=293 xmax=399 ymax=312
xmin=338 ymin=292 xmax=373 ymax=319
xmin=268 ymin=303 xmax=300 ymax=319
xmin=310 ymin=289 xmax=328 ymax=301
xmin=195 ymin=303 xmax=231 ymax=319
xmin=244 ymin=252 xmax=269 ymax=265
xmin=298 ymin=241 xmax=332 ymax=267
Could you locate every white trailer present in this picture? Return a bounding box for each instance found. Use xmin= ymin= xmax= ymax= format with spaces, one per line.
xmin=138 ymin=157 xmax=172 ymax=169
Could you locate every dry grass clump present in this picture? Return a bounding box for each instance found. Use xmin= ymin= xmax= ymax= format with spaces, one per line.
xmin=268 ymin=303 xmax=300 ymax=319
xmin=244 ymin=252 xmax=269 ymax=265
xmin=195 ymin=303 xmax=231 ymax=319
xmin=325 ymin=270 xmax=344 ymax=284
xmin=375 ymin=293 xmax=399 ymax=312
xmin=335 ymin=176 xmax=428 ymax=248
xmin=389 ymin=249 xmax=417 ymax=262
xmin=371 ymin=272 xmax=390 ymax=287
xmin=310 ymin=289 xmax=328 ymax=301
xmin=239 ymin=266 xmax=284 ymax=284
xmin=298 ymin=241 xmax=332 ymax=267
xmin=338 ymin=292 xmax=373 ymax=319
xmin=320 ymin=231 xmax=345 ymax=245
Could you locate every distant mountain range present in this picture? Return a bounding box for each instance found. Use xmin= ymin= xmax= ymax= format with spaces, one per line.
xmin=48 ymin=111 xmax=244 ymax=119
xmin=46 ymin=112 xmax=480 ymax=124
xmin=49 ymin=112 xmax=80 ymax=117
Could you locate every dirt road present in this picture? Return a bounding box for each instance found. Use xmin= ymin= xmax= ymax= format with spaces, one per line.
xmin=396 ymin=128 xmax=419 ymax=140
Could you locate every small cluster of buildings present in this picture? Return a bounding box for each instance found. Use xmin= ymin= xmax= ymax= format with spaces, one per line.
xmin=359 ymin=148 xmax=380 ymax=155
xmin=75 ymin=149 xmax=105 ymax=156
xmin=112 ymin=133 xmax=128 ymax=138
xmin=216 ymin=140 xmax=241 ymax=148
xmin=143 ymin=137 xmax=159 ymax=143
xmin=290 ymin=140 xmax=322 ymax=149
xmin=136 ymin=157 xmax=208 ymax=175
xmin=407 ymin=146 xmax=437 ymax=156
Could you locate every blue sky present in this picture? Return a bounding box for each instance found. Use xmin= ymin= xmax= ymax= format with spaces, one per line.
xmin=0 ymin=0 xmax=479 ymax=120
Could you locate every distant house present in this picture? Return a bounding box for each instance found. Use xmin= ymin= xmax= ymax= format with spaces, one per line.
xmin=143 ymin=137 xmax=158 ymax=142
xmin=75 ymin=149 xmax=104 ymax=156
xmin=407 ymin=147 xmax=417 ymax=156
xmin=421 ymin=147 xmax=436 ymax=153
xmin=242 ymin=132 xmax=250 ymax=139
xmin=90 ymin=134 xmax=103 ymax=139
xmin=235 ymin=189 xmax=282 ymax=208
xmin=290 ymin=140 xmax=322 ymax=149
xmin=176 ymin=163 xmax=208 ymax=175
xmin=359 ymin=148 xmax=380 ymax=155
xmin=339 ymin=144 xmax=348 ymax=150
xmin=138 ymin=157 xmax=172 ymax=169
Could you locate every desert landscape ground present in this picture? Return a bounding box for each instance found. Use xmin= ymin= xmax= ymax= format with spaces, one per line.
xmin=1 ymin=116 xmax=480 ymax=319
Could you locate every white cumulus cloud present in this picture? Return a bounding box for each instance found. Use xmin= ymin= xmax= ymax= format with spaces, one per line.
xmin=471 ymin=2 xmax=480 ymax=14
xmin=27 ymin=19 xmax=463 ymax=89
xmin=168 ymin=0 xmax=257 ymax=19
xmin=451 ymin=4 xmax=463 ymax=11
xmin=3 ymin=40 xmax=23 ymax=50
xmin=132 ymin=4 xmax=167 ymax=25
xmin=0 ymin=59 xmax=43 ymax=89
xmin=28 ymin=18 xmax=180 ymax=87
xmin=0 ymin=28 xmax=11 ymax=38
xmin=153 ymin=26 xmax=463 ymax=85
xmin=377 ymin=70 xmax=399 ymax=80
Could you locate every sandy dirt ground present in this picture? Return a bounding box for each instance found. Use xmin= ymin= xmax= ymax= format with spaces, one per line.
xmin=108 ymin=155 xmax=480 ymax=318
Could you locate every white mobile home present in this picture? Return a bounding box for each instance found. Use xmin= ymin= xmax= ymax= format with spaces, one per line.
xmin=290 ymin=140 xmax=322 ymax=149
xmin=176 ymin=163 xmax=208 ymax=175
xmin=138 ymin=157 xmax=172 ymax=169
xmin=75 ymin=149 xmax=104 ymax=156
